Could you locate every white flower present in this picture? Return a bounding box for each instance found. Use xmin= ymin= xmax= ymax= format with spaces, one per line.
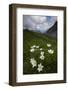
xmin=48 ymin=49 xmax=54 ymax=54
xmin=40 ymin=48 xmax=43 ymax=51
xmin=32 ymin=45 xmax=36 ymax=48
xmin=36 ymin=46 xmax=39 ymax=48
xmin=30 ymin=58 xmax=37 ymax=68
xmin=37 ymin=63 xmax=44 ymax=72
xmin=31 ymin=45 xmax=36 ymax=49
xmin=40 ymin=55 xmax=45 ymax=60
xmin=47 ymin=44 xmax=51 ymax=47
xmin=30 ymin=48 xmax=35 ymax=52
xmin=41 ymin=51 xmax=44 ymax=55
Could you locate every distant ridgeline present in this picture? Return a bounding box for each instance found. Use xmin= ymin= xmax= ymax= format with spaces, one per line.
xmin=23 ymin=21 xmax=57 ymax=38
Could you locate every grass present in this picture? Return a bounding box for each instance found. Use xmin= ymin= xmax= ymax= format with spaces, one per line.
xmin=23 ymin=29 xmax=57 ymax=75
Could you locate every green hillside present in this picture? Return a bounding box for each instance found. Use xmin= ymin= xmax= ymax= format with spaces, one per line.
xmin=23 ymin=29 xmax=57 ymax=75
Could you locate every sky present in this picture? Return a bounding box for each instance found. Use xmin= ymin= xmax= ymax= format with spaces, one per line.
xmin=23 ymin=15 xmax=57 ymax=33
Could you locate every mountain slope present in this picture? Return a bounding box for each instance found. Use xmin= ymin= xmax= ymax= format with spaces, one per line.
xmin=46 ymin=21 xmax=57 ymax=38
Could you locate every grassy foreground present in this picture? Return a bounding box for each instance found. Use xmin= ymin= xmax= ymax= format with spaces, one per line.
xmin=23 ymin=29 xmax=57 ymax=75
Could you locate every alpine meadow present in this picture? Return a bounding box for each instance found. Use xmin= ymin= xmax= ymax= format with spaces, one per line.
xmin=23 ymin=15 xmax=57 ymax=75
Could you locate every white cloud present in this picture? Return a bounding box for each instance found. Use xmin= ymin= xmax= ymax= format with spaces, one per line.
xmin=30 ymin=16 xmax=47 ymax=24
xmin=23 ymin=15 xmax=57 ymax=33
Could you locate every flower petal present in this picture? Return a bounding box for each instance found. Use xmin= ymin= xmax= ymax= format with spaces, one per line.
xmin=47 ymin=44 xmax=51 ymax=47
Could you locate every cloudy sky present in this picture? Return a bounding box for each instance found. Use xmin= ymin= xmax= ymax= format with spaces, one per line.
xmin=23 ymin=15 xmax=57 ymax=33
